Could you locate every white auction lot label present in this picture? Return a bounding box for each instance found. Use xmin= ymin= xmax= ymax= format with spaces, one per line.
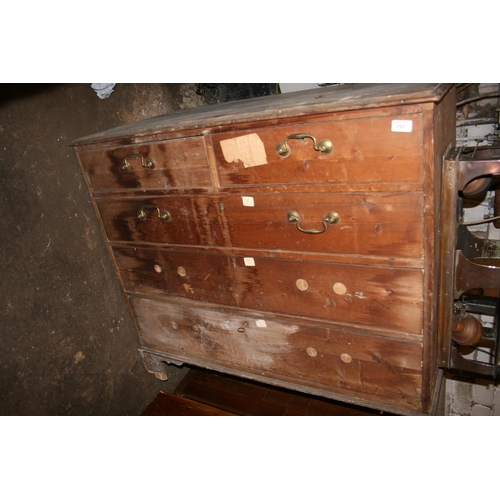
xmin=391 ymin=120 xmax=413 ymax=132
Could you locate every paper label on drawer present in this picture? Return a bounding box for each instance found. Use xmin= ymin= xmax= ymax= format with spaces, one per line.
xmin=255 ymin=319 xmax=267 ymax=328
xmin=391 ymin=120 xmax=413 ymax=132
xmin=220 ymin=133 xmax=268 ymax=168
xmin=242 ymin=196 xmax=254 ymax=207
xmin=244 ymin=257 xmax=255 ymax=266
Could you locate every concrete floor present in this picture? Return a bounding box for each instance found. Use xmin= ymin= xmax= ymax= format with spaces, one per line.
xmin=0 ymin=84 xmax=212 ymax=415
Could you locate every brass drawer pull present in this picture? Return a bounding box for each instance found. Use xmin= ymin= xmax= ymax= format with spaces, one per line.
xmin=276 ymin=133 xmax=333 ymax=157
xmin=287 ymin=210 xmax=339 ymax=234
xmin=122 ymin=153 xmax=156 ymax=171
xmin=137 ymin=204 xmax=171 ymax=221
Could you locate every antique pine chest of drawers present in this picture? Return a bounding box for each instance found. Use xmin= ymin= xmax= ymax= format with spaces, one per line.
xmin=71 ymin=83 xmax=456 ymax=415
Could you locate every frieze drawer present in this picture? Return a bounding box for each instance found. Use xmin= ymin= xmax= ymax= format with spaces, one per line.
xmin=78 ymin=137 xmax=211 ymax=192
xmin=213 ymin=114 xmax=423 ymax=187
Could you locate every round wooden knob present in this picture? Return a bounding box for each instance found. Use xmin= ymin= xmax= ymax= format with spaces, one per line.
xmin=452 ymin=315 xmax=483 ymax=346
xmin=333 ymin=282 xmax=347 ymax=295
xmin=296 ymin=279 xmax=309 ymax=291
xmin=340 ymin=353 xmax=352 ymax=363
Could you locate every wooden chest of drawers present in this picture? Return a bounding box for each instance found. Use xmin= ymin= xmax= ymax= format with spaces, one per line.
xmin=72 ymin=83 xmax=456 ymax=415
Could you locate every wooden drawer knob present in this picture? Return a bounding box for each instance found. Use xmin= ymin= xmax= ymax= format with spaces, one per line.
xmin=296 ymin=279 xmax=309 ymax=291
xmin=340 ymin=353 xmax=352 ymax=363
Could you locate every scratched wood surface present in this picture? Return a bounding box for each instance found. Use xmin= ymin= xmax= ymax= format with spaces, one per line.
xmin=95 ymin=195 xmax=228 ymax=247
xmin=115 ymin=248 xmax=424 ymax=334
xmin=213 ymin=113 xmax=423 ymax=187
xmin=217 ymin=191 xmax=424 ymax=258
xmin=79 ymin=137 xmax=211 ymax=191
xmin=132 ymin=297 xmax=423 ymax=411
xmin=71 ymin=84 xmax=451 ymax=148
xmin=97 ymin=191 xmax=424 ymax=259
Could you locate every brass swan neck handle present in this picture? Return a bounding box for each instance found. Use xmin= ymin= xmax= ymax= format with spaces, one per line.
xmin=277 ymin=133 xmax=333 ymax=158
xmin=287 ymin=210 xmax=340 ymax=234
xmin=122 ymin=153 xmax=156 ymax=172
xmin=137 ymin=204 xmax=171 ymax=221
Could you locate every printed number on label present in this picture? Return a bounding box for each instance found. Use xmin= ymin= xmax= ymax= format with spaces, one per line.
xmin=391 ymin=120 xmax=413 ymax=133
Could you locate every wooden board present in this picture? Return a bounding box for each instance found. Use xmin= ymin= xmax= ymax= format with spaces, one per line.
xmin=171 ymin=368 xmax=393 ymax=416
xmin=141 ymin=390 xmax=234 ymax=416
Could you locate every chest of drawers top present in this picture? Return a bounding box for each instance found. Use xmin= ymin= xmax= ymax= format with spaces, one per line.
xmin=72 ymin=83 xmax=451 ymax=148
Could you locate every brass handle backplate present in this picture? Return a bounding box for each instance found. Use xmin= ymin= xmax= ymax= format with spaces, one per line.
xmin=122 ymin=153 xmax=156 ymax=171
xmin=276 ymin=133 xmax=333 ymax=158
xmin=287 ymin=210 xmax=340 ymax=234
xmin=137 ymin=204 xmax=171 ymax=221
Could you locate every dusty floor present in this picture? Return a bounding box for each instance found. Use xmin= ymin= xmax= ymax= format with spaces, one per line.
xmin=0 ymin=84 xmax=214 ymax=415
xmin=0 ymin=83 xmax=277 ymax=416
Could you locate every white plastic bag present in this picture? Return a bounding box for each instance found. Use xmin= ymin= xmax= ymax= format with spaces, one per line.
xmin=91 ymin=83 xmax=116 ymax=99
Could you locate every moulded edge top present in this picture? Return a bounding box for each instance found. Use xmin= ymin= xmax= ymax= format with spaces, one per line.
xmin=70 ymin=83 xmax=453 ymax=148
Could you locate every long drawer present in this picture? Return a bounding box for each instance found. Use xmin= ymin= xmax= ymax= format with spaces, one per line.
xmin=212 ymin=114 xmax=423 ymax=187
xmin=115 ymin=247 xmax=424 ymax=334
xmin=97 ymin=191 xmax=423 ymax=259
xmin=131 ymin=296 xmax=423 ymax=411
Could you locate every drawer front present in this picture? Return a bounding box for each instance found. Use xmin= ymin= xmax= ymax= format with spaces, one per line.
xmin=221 ymin=192 xmax=423 ymax=259
xmin=98 ymin=192 xmax=423 ymax=257
xmin=213 ymin=115 xmax=422 ymax=186
xmin=131 ymin=297 xmax=423 ymax=410
xmin=96 ymin=196 xmax=227 ymax=246
xmin=79 ymin=138 xmax=211 ymax=191
xmin=116 ymin=247 xmax=423 ymax=333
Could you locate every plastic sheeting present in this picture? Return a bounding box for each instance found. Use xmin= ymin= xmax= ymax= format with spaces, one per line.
xmin=91 ymin=83 xmax=116 ymax=99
